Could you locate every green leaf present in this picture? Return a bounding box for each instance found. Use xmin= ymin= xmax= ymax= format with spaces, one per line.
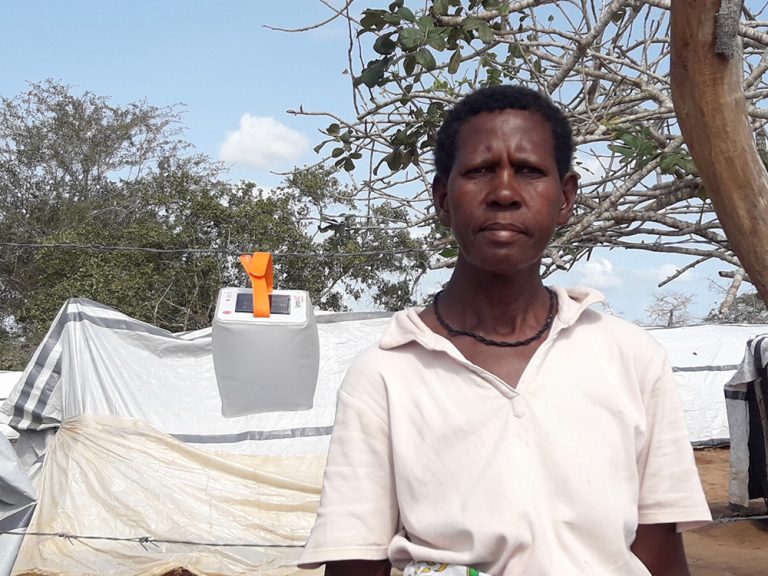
xmin=415 ymin=47 xmax=437 ymax=70
xmin=660 ymin=156 xmax=677 ymax=174
xmin=399 ymin=6 xmax=416 ymax=22
xmin=417 ymin=15 xmax=435 ymax=31
xmin=331 ymin=147 xmax=345 ymax=158
xmin=326 ymin=123 xmax=340 ymax=136
xmin=477 ymin=22 xmax=494 ymax=44
xmin=360 ymin=10 xmax=386 ymax=30
xmin=462 ymin=16 xmax=484 ymax=30
xmin=448 ymin=48 xmax=462 ymax=74
xmin=386 ymin=148 xmax=403 ymax=171
xmin=373 ymin=34 xmax=397 ymax=55
xmin=403 ymin=54 xmax=417 ymax=75
xmin=433 ymin=0 xmax=449 ymax=16
xmin=427 ymin=28 xmax=447 ymax=51
xmin=389 ymin=0 xmax=404 ymax=10
xmin=508 ymin=42 xmax=525 ymax=59
xmin=399 ymin=27 xmax=423 ymax=50
xmin=343 ymin=157 xmax=355 ymax=172
xmin=440 ymin=247 xmax=458 ymax=258
xmin=427 ymin=102 xmax=445 ymax=116
xmin=481 ymin=0 xmax=503 ymax=9
xmin=391 ymin=129 xmax=407 ymax=146
xmin=355 ymin=59 xmax=388 ymax=88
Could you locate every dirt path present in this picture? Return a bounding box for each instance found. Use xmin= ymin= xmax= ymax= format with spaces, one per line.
xmin=685 ymin=448 xmax=768 ymax=576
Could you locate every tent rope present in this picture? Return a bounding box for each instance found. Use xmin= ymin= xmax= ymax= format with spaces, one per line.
xmin=0 ymin=530 xmax=305 ymax=548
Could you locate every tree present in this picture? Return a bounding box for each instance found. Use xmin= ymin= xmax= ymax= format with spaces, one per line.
xmin=670 ymin=0 xmax=768 ymax=311
xmin=285 ymin=0 xmax=768 ymax=292
xmin=644 ymin=292 xmax=695 ymax=327
xmin=706 ymin=291 xmax=768 ymax=324
xmin=0 ymin=81 xmax=427 ymax=369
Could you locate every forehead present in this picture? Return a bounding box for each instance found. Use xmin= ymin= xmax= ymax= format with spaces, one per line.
xmin=454 ymin=109 xmax=555 ymax=159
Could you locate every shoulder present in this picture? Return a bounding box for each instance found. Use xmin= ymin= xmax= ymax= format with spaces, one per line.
xmin=555 ymin=285 xmax=664 ymax=352
xmin=553 ymin=286 xmax=671 ymax=385
xmin=338 ymin=309 xmax=431 ymax=413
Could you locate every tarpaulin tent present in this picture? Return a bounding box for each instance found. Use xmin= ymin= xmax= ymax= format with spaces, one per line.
xmin=0 ymin=298 xmax=390 ymax=575
xmin=647 ymin=324 xmax=768 ymax=446
xmin=0 ymin=297 xmax=766 ymax=574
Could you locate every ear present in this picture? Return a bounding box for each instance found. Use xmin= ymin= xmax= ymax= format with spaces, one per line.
xmin=556 ymin=170 xmax=579 ymax=225
xmin=432 ymin=175 xmax=451 ymax=227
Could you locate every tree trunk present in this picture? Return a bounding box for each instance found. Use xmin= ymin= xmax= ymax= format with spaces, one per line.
xmin=670 ymin=0 xmax=768 ymax=305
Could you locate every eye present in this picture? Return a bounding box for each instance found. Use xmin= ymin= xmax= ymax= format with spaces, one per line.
xmin=465 ymin=165 xmax=493 ymax=177
xmin=518 ymin=165 xmax=545 ymax=177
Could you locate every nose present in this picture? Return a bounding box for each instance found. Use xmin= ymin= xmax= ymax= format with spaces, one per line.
xmin=487 ymin=167 xmax=522 ymax=209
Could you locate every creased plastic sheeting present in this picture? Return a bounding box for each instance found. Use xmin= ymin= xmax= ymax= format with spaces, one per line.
xmin=0 ymin=373 xmax=22 ymax=440
xmin=0 ymin=432 xmax=36 ymax=576
xmin=724 ymin=335 xmax=768 ymax=508
xmin=647 ymin=324 xmax=768 ymax=444
xmin=0 ymin=433 xmax=35 ymax=516
xmin=0 ymin=298 xmax=391 ymax=455
xmin=12 ymin=414 xmax=325 ymax=576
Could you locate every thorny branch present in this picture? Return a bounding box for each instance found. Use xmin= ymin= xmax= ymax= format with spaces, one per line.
xmin=286 ymin=0 xmax=768 ymax=292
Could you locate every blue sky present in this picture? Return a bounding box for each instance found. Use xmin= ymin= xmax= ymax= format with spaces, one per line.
xmin=0 ymin=1 xmax=732 ymax=321
xmin=0 ymin=1 xmax=351 ymax=184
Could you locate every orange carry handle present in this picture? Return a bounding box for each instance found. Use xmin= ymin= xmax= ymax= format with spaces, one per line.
xmin=239 ymin=252 xmax=273 ymax=317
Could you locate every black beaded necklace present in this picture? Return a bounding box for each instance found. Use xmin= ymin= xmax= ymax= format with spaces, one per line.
xmin=432 ymin=288 xmax=557 ymax=348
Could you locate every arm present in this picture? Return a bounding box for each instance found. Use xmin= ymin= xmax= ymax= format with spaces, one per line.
xmin=325 ymin=559 xmax=392 ymax=576
xmin=631 ymin=523 xmax=690 ymax=576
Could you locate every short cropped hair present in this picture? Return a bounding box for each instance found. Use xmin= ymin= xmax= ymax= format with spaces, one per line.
xmin=433 ymin=85 xmax=574 ymax=180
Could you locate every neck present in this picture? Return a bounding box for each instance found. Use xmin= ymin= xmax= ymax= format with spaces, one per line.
xmin=437 ymin=260 xmax=551 ymax=337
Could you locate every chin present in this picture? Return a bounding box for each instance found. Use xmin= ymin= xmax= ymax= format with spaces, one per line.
xmin=466 ymin=256 xmax=543 ymax=278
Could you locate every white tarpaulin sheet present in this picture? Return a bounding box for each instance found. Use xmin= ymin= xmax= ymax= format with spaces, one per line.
xmin=0 ymin=299 xmax=391 ymax=455
xmin=0 ymin=432 xmax=35 ymax=576
xmin=0 ymin=373 xmax=21 ymax=441
xmin=647 ymin=324 xmax=768 ymax=445
xmin=11 ymin=415 xmax=323 ymax=576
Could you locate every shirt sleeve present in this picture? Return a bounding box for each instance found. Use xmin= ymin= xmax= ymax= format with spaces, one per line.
xmin=298 ymin=354 xmax=399 ymax=568
xmin=636 ymin=348 xmax=712 ymax=531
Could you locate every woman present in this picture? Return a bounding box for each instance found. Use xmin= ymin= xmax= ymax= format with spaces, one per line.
xmin=298 ymin=86 xmax=711 ymax=576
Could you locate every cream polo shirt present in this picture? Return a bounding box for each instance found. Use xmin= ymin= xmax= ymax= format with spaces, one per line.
xmin=299 ymin=286 xmax=711 ymax=575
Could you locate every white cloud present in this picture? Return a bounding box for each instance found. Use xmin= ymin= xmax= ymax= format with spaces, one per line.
xmin=219 ymin=114 xmax=308 ymax=170
xmin=573 ymin=257 xmax=624 ymax=289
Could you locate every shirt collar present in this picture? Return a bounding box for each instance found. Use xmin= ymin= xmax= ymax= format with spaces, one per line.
xmin=379 ymin=285 xmax=606 ymax=351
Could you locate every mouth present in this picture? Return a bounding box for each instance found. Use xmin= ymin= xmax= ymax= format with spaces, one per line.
xmin=480 ymin=222 xmax=527 ymax=235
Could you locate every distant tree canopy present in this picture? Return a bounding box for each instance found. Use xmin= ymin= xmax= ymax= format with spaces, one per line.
xmin=707 ymin=292 xmax=768 ymax=324
xmin=643 ymin=292 xmax=695 ymax=327
xmin=0 ymin=80 xmax=427 ymax=369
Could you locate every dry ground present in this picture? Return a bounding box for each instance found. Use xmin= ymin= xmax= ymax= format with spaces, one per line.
xmin=685 ymin=447 xmax=768 ymax=576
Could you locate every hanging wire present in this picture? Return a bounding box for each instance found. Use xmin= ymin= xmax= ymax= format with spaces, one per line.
xmin=0 ymin=241 xmax=438 ymax=258
xmin=1 ymin=530 xmax=305 ymax=548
